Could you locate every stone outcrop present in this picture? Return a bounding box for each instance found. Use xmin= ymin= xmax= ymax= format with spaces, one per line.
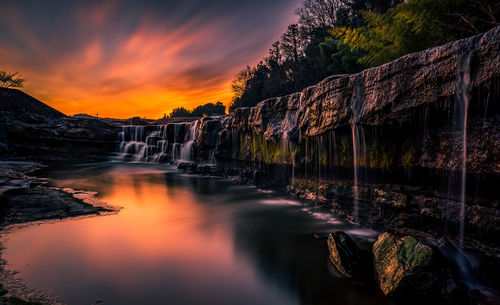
xmin=210 ymin=26 xmax=500 ymax=174
xmin=0 ymin=88 xmax=119 ymax=161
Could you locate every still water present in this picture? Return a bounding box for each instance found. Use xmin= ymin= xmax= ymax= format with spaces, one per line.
xmin=3 ymin=163 xmax=388 ymax=305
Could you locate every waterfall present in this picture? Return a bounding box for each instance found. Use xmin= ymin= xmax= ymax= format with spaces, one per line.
xmin=281 ymin=131 xmax=296 ymax=183
xmin=116 ymin=122 xmax=200 ymax=164
xmin=119 ymin=126 xmax=146 ymax=160
xmin=180 ymin=121 xmax=198 ymax=161
xmin=351 ymin=124 xmax=360 ymax=221
xmin=455 ymin=51 xmax=473 ymax=248
xmin=350 ymin=76 xmax=364 ymax=222
xmin=232 ymin=128 xmax=239 ymax=159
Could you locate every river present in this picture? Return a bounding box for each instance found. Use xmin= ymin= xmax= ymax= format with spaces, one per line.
xmin=2 ymin=162 xmax=387 ymax=305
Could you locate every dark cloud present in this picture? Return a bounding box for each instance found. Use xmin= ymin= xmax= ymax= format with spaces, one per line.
xmin=0 ymin=0 xmax=302 ymax=118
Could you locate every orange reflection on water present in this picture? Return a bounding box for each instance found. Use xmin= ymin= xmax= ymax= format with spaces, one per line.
xmin=4 ymin=168 xmax=242 ymax=289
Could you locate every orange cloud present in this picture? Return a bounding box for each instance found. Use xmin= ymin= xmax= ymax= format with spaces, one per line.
xmin=0 ymin=0 xmax=301 ymax=119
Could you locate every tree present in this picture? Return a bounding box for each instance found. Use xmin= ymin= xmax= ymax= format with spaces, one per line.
xmin=228 ymin=0 xmax=410 ymax=112
xmin=191 ymin=102 xmax=226 ymax=117
xmin=169 ymin=107 xmax=191 ymax=117
xmin=169 ymin=102 xmax=226 ymax=118
xmin=0 ymin=71 xmax=25 ymax=88
xmin=281 ymin=24 xmax=303 ymax=64
xmin=330 ymin=0 xmax=499 ymax=68
xmin=230 ymin=66 xmax=254 ymax=102
xmin=296 ymin=0 xmax=351 ymax=34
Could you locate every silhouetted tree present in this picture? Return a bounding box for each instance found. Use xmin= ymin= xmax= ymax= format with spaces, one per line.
xmin=191 ymin=102 xmax=226 ymax=117
xmin=170 ymin=102 xmax=226 ymax=117
xmin=169 ymin=107 xmax=191 ymax=117
xmin=0 ymin=71 xmax=25 ymax=88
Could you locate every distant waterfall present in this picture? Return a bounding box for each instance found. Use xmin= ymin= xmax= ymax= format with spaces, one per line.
xmin=117 ymin=122 xmax=198 ymax=163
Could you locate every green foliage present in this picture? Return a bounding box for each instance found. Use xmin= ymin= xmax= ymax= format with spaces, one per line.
xmin=241 ymin=133 xmax=298 ymax=165
xmin=319 ymin=38 xmax=365 ymax=74
xmin=0 ymin=71 xmax=25 ymax=88
xmin=170 ymin=102 xmax=225 ymax=118
xmin=331 ymin=0 xmax=500 ymax=67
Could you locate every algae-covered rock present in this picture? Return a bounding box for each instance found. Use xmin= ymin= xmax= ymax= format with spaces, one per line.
xmin=327 ymin=231 xmax=363 ymax=278
xmin=373 ymin=232 xmax=442 ymax=299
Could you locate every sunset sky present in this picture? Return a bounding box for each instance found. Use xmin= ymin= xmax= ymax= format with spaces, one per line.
xmin=0 ymin=0 xmax=301 ymax=119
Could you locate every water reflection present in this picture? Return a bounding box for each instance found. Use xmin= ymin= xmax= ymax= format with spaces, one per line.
xmin=3 ymin=163 xmax=387 ymax=305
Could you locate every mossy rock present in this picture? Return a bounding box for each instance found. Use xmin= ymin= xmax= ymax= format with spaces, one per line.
xmin=373 ymin=233 xmax=442 ymax=300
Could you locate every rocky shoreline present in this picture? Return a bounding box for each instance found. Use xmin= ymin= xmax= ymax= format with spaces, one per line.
xmin=0 ymin=161 xmax=117 ymax=305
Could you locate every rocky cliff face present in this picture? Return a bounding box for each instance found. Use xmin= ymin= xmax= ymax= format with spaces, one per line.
xmin=211 ymin=26 xmax=500 ymax=174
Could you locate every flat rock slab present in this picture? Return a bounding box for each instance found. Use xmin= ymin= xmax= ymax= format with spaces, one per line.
xmin=0 ymin=187 xmax=112 ymax=227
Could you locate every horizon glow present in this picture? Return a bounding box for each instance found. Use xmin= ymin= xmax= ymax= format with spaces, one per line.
xmin=0 ymin=0 xmax=301 ymax=119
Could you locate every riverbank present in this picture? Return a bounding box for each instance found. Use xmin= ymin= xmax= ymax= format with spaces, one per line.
xmin=0 ymin=161 xmax=117 ymax=305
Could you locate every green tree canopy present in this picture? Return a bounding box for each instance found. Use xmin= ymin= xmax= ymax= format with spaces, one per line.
xmin=331 ymin=0 xmax=499 ymax=67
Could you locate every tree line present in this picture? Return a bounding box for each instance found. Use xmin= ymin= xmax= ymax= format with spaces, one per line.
xmin=168 ymin=101 xmax=226 ymax=118
xmin=230 ymin=0 xmax=499 ymax=111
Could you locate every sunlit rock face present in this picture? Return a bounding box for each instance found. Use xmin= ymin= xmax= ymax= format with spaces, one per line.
xmin=219 ymin=26 xmax=500 ymax=174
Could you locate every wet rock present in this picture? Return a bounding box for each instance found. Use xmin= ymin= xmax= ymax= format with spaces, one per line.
xmin=195 ymin=117 xmax=222 ymax=160
xmin=372 ymin=232 xmax=443 ymax=300
xmin=327 ymin=231 xmax=365 ymax=278
xmin=177 ymin=162 xmax=190 ymax=170
xmin=253 ymin=170 xmax=266 ymax=186
xmin=166 ymin=123 xmax=188 ymax=143
xmin=374 ymin=188 xmax=407 ymax=209
xmin=186 ymin=163 xmax=198 ymax=173
xmin=0 ymin=187 xmax=113 ymax=226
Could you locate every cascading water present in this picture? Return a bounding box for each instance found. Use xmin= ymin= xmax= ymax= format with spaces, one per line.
xmin=117 ymin=122 xmax=201 ymax=163
xmin=119 ymin=126 xmax=146 ymax=160
xmin=351 ymin=125 xmax=360 ymax=221
xmin=350 ymin=77 xmax=365 ymax=222
xmin=180 ymin=121 xmax=198 ymax=161
xmin=455 ymin=51 xmax=473 ymax=248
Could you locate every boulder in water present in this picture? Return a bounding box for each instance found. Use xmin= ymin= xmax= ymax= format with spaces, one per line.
xmin=372 ymin=232 xmax=443 ymax=300
xmin=327 ymin=231 xmax=364 ymax=278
